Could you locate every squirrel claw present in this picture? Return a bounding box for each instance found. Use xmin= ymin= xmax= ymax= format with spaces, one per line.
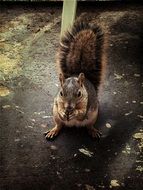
xmin=44 ymin=127 xmax=60 ymax=140
xmin=44 ymin=131 xmax=49 ymax=136
xmin=87 ymin=127 xmax=102 ymax=139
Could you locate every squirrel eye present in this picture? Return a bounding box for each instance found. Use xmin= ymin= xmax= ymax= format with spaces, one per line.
xmin=60 ymin=91 xmax=63 ymax=97
xmin=77 ymin=91 xmax=81 ymax=97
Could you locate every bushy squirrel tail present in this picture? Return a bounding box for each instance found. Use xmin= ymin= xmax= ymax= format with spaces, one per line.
xmin=57 ymin=18 xmax=107 ymax=91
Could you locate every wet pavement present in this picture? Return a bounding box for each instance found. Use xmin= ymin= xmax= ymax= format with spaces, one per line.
xmin=0 ymin=3 xmax=143 ymax=190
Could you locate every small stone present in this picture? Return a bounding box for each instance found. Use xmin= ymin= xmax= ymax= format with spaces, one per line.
xmin=55 ymin=83 xmax=59 ymax=87
xmin=122 ymin=144 xmax=131 ymax=154
xmin=14 ymin=138 xmax=20 ymax=142
xmin=27 ymin=126 xmax=33 ymax=128
xmin=132 ymin=100 xmax=136 ymax=103
xmin=106 ymin=123 xmax=112 ymax=128
xmin=85 ymin=168 xmax=90 ymax=172
xmin=15 ymin=105 xmax=20 ymax=108
xmin=98 ymin=185 xmax=105 ymax=188
xmin=113 ymin=91 xmax=117 ymax=95
xmin=140 ymin=102 xmax=143 ymax=105
xmin=51 ymin=156 xmax=56 ymax=160
xmin=50 ymin=145 xmax=57 ymax=150
xmin=42 ymin=115 xmax=52 ymax=119
xmin=74 ymin=154 xmax=77 ymax=157
xmin=56 ymin=171 xmax=60 ymax=175
xmin=77 ymin=184 xmax=82 ymax=187
xmin=134 ymin=73 xmax=140 ymax=77
xmin=34 ymin=112 xmax=40 ymax=115
xmin=40 ymin=124 xmax=47 ymax=128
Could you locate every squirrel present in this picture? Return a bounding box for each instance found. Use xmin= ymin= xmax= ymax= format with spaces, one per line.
xmin=44 ymin=16 xmax=107 ymax=140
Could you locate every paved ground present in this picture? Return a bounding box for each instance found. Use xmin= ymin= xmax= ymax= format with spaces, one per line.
xmin=0 ymin=3 xmax=143 ymax=190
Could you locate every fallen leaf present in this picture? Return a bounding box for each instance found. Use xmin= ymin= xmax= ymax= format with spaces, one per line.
xmin=14 ymin=138 xmax=20 ymax=142
xmin=125 ymin=111 xmax=133 ymax=116
xmin=134 ymin=74 xmax=140 ymax=77
xmin=0 ymin=86 xmax=11 ymax=97
xmin=42 ymin=115 xmax=52 ymax=119
xmin=27 ymin=126 xmax=33 ymax=128
xmin=85 ymin=184 xmax=95 ymax=190
xmin=2 ymin=105 xmax=11 ymax=109
xmin=110 ymin=180 xmax=120 ymax=187
xmin=114 ymin=73 xmax=123 ymax=80
xmin=136 ymin=165 xmax=143 ymax=172
xmin=79 ymin=148 xmax=93 ymax=157
xmin=137 ymin=115 xmax=143 ymax=119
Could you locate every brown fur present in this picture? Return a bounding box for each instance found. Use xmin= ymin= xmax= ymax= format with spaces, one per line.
xmin=57 ymin=19 xmax=107 ymax=91
xmin=44 ymin=16 xmax=107 ymax=140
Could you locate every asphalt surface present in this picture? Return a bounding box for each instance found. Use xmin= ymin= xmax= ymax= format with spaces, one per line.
xmin=0 ymin=3 xmax=143 ymax=190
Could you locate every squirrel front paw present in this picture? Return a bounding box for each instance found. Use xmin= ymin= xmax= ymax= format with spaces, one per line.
xmin=68 ymin=111 xmax=76 ymax=120
xmin=58 ymin=111 xmax=67 ymax=121
xmin=87 ymin=127 xmax=102 ymax=139
xmin=44 ymin=126 xmax=61 ymax=140
xmin=58 ymin=110 xmax=76 ymax=121
xmin=67 ymin=110 xmax=86 ymax=121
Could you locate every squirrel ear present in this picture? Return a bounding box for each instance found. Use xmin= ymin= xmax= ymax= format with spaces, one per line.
xmin=59 ymin=73 xmax=65 ymax=87
xmin=78 ymin=73 xmax=85 ymax=86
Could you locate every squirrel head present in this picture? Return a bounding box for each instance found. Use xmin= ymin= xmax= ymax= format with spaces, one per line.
xmin=58 ymin=73 xmax=87 ymax=114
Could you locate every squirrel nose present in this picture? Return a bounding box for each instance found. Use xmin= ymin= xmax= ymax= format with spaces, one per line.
xmin=65 ymin=104 xmax=74 ymax=113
